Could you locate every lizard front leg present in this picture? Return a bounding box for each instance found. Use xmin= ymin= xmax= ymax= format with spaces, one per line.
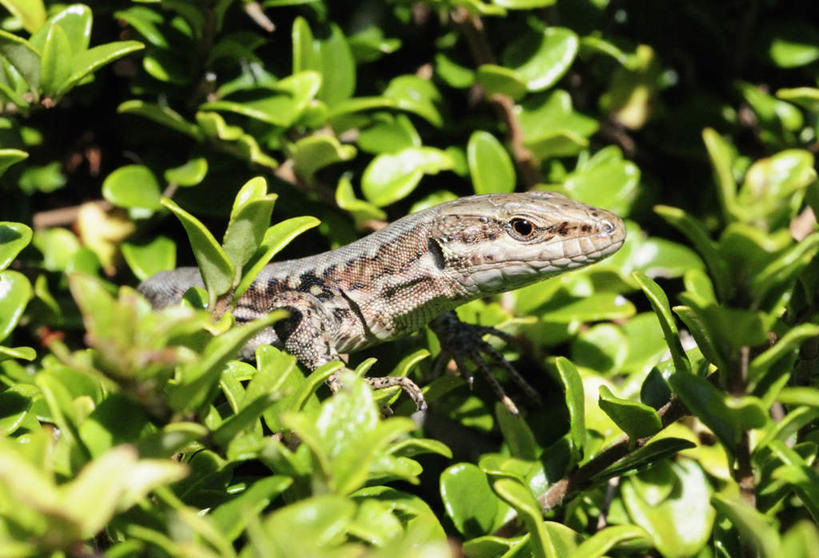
xmin=430 ymin=311 xmax=541 ymax=415
xmin=268 ymin=291 xmax=427 ymax=410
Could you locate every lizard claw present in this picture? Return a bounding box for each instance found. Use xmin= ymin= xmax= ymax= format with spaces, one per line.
xmin=328 ymin=371 xmax=428 ymax=411
xmin=431 ymin=312 xmax=542 ymax=415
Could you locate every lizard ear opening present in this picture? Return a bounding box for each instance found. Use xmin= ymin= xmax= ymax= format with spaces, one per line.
xmin=427 ymin=237 xmax=446 ymax=270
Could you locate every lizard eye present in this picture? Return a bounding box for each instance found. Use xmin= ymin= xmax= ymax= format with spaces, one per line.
xmin=509 ymin=218 xmax=535 ymax=239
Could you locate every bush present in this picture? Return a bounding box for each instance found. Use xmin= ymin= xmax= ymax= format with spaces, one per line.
xmin=1 ymin=1 xmax=818 ymax=556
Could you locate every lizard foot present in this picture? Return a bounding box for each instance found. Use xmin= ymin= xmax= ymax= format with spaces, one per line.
xmin=431 ymin=312 xmax=542 ymax=415
xmin=328 ymin=371 xmax=427 ymax=411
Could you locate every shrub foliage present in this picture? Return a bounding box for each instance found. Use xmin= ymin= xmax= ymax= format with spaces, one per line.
xmin=1 ymin=1 xmax=818 ymax=556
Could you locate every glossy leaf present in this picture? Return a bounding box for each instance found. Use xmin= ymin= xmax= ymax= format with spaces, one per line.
xmin=493 ymin=478 xmax=557 ymax=558
xmin=161 ymin=197 xmax=234 ymax=302
xmin=475 ymin=64 xmax=528 ymax=99
xmin=501 ymin=27 xmax=578 ymax=92
xmin=632 ymin=272 xmax=690 ymax=375
xmin=0 ymin=29 xmax=40 ymax=93
xmin=598 ymin=385 xmax=662 ymax=439
xmin=467 ymin=131 xmax=515 ymax=194
xmin=0 ymin=149 xmax=28 ymax=177
xmin=222 ymin=177 xmax=277 ymax=281
xmin=440 ymin=463 xmax=500 ymax=537
xmin=57 ymin=41 xmax=144 ymax=98
xmin=383 ymin=75 xmax=443 ymax=126
xmin=622 ymin=460 xmax=715 ymax=558
xmin=118 ymin=100 xmax=202 ymax=139
xmin=164 ymin=157 xmax=208 ymax=187
xmin=518 ymin=90 xmax=598 ymax=159
xmin=555 ymin=357 xmax=585 ymax=461
xmin=362 ymin=147 xmax=454 ymax=207
xmin=0 ymin=0 xmax=45 ymax=33
xmin=102 ymin=165 xmax=162 ymax=210
xmin=0 ymin=221 xmax=32 ymax=271
xmin=712 ymin=494 xmax=781 ymax=558
xmin=0 ymin=270 xmax=31 ymax=343
xmin=593 ymin=437 xmax=696 ymax=480
xmin=291 ymin=135 xmax=356 ymax=180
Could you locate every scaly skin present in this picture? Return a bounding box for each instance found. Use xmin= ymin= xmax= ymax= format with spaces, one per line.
xmin=140 ymin=191 xmax=626 ymax=412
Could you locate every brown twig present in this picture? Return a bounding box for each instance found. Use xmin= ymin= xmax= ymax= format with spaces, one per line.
xmin=244 ymin=2 xmax=275 ymax=32
xmin=32 ymin=200 xmax=113 ymax=229
xmin=493 ymin=396 xmax=688 ymax=537
xmin=451 ymin=8 xmax=541 ymax=189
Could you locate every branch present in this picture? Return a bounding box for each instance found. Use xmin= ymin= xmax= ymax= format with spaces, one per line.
xmin=493 ymin=396 xmax=688 ymax=536
xmin=451 ymin=8 xmax=541 ymax=189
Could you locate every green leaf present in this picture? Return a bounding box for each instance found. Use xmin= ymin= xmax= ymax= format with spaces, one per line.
xmin=749 ymin=324 xmax=819 ymax=389
xmin=0 ymin=149 xmax=28 ymax=177
xmin=167 ymin=310 xmax=287 ymax=413
xmin=383 ymin=75 xmax=443 ymax=127
xmin=335 ymin=175 xmax=387 ymax=226
xmin=751 ymin=232 xmax=819 ymax=310
xmin=357 ymin=114 xmax=420 ymax=155
xmin=291 ymin=135 xmax=356 ymax=180
xmin=539 ymin=292 xmax=635 ymax=322
xmin=765 ymin=22 xmax=819 ymax=68
xmin=0 ymin=345 xmax=36 ymax=362
xmin=475 ymin=64 xmax=528 ymax=99
xmin=518 ymin=90 xmax=598 ymax=159
xmin=212 ymin=392 xmax=278 ymax=447
xmin=440 ymin=463 xmax=501 ymax=538
xmin=654 ymin=205 xmax=732 ymax=302
xmin=501 ymin=27 xmax=578 ymax=92
xmin=0 ymin=0 xmax=46 ymax=33
xmin=0 ymin=384 xmax=34 ymax=435
xmin=0 ymin=270 xmax=31 ymax=344
xmin=223 ymin=177 xmax=276 ymax=283
xmin=0 ymin=221 xmax=32 ymax=271
xmin=209 ymin=475 xmax=292 ymax=542
xmin=102 ymin=165 xmax=162 ymax=210
xmin=493 ymin=478 xmax=557 ymax=558
xmin=362 ymin=147 xmax=454 ymax=207
xmin=598 ymin=385 xmax=662 ymax=439
xmin=164 ymin=157 xmax=208 ymax=187
xmin=558 ymin=146 xmax=640 ymax=215
xmin=622 ymin=460 xmax=715 ymax=558
xmin=555 ymin=357 xmax=585 ymax=462
xmin=161 ymin=197 xmax=234 ymax=303
xmin=121 ymin=237 xmax=176 ymax=281
xmin=776 ymin=87 xmax=819 ymax=114
xmin=632 ymin=272 xmax=690 ymax=375
xmin=712 ymin=494 xmax=781 ymax=558
xmin=235 ymin=216 xmax=320 ymax=298
xmin=768 ymin=440 xmax=819 ymax=523
xmin=593 ymin=437 xmax=696 ymax=481
xmin=39 ymin=23 xmax=72 ymax=98
xmin=668 ymin=371 xmax=767 ymax=457
xmin=57 ymin=40 xmax=144 ymax=98
xmin=118 ymin=100 xmax=202 ymax=140
xmin=467 ymin=131 xmax=515 ymax=194
xmin=702 ymin=128 xmax=738 ymax=222
xmin=572 ymin=525 xmax=649 ymax=558
xmin=496 ymin=402 xmax=539 ymax=460
xmin=0 ymin=29 xmax=40 ymax=94
xmin=494 ymin=0 xmax=557 ymax=7
xmin=42 ymin=4 xmax=92 ymax=52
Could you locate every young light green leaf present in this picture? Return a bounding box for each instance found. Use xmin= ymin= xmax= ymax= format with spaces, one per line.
xmin=0 ymin=221 xmax=33 ymax=271
xmin=712 ymin=494 xmax=781 ymax=558
xmin=0 ymin=0 xmax=46 ymax=33
xmin=118 ymin=100 xmax=203 ymax=139
xmin=702 ymin=128 xmax=738 ymax=222
xmin=0 ymin=270 xmax=32 ymax=343
xmin=493 ymin=478 xmax=557 ymax=558
xmin=0 ymin=149 xmax=28 ymax=177
xmin=468 ymin=131 xmax=515 ymax=194
xmin=56 ymin=41 xmax=144 ymax=98
xmin=102 ymin=165 xmax=162 ymax=210
xmin=362 ymin=147 xmax=454 ymax=207
xmin=164 ymin=157 xmax=208 ymax=187
xmin=475 ymin=64 xmax=528 ymax=99
xmin=291 ymin=135 xmax=356 ymax=180
xmin=440 ymin=463 xmax=501 ymax=537
xmin=39 ymin=23 xmax=72 ymax=98
xmin=161 ymin=198 xmax=234 ymax=303
xmin=571 ymin=525 xmax=649 ymax=558
xmin=223 ymin=177 xmax=277 ymax=281
xmin=0 ymin=29 xmax=40 ymax=94
xmin=121 ymin=236 xmax=176 ymax=281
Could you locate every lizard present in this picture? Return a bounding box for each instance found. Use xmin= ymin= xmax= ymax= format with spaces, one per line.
xmin=139 ymin=191 xmax=626 ymax=413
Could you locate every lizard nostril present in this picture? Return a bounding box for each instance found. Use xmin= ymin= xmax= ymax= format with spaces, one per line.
xmin=600 ymin=220 xmax=615 ymax=235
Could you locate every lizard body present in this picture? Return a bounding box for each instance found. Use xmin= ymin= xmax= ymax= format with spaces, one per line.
xmin=140 ymin=191 xmax=626 ymax=411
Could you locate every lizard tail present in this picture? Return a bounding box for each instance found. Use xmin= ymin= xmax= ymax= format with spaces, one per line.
xmin=137 ymin=267 xmax=205 ymax=309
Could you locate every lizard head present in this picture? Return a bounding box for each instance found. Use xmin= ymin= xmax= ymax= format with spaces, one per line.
xmin=428 ymin=191 xmax=626 ymax=296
